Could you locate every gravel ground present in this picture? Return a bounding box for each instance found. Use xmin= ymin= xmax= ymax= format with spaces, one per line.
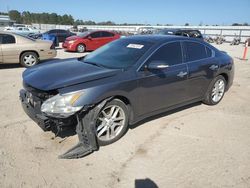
xmin=0 ymin=43 xmax=250 ymax=188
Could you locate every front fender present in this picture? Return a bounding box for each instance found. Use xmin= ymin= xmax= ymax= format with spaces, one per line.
xmin=58 ymin=78 xmax=138 ymax=112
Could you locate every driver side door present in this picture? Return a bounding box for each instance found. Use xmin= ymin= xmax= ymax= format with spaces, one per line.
xmin=136 ymin=41 xmax=189 ymax=116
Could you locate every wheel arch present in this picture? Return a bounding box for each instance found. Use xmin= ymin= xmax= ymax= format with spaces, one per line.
xmin=219 ymin=72 xmax=228 ymax=84
xmin=98 ymin=95 xmax=135 ymax=125
xmin=218 ymin=72 xmax=230 ymax=91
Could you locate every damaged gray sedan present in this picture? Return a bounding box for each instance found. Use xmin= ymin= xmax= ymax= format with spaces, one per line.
xmin=19 ymin=35 xmax=234 ymax=159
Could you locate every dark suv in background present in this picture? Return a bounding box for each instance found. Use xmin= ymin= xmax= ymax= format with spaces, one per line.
xmin=156 ymin=29 xmax=203 ymax=40
xmin=44 ymin=29 xmax=75 ymax=42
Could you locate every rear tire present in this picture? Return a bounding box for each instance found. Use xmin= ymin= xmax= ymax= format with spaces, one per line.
xmin=203 ymin=75 xmax=226 ymax=105
xmin=20 ymin=52 xmax=39 ymax=68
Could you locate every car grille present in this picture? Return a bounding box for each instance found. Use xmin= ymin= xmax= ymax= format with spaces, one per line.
xmin=23 ymin=82 xmax=57 ymax=102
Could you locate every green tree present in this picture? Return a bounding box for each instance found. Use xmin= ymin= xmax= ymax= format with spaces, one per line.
xmin=49 ymin=13 xmax=58 ymax=24
xmin=9 ymin=10 xmax=22 ymax=23
xmin=22 ymin=11 xmax=32 ymax=24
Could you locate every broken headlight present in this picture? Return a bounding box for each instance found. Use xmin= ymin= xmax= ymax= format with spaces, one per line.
xmin=41 ymin=91 xmax=84 ymax=117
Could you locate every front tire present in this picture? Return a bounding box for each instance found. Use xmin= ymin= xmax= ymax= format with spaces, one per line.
xmin=20 ymin=52 xmax=39 ymax=68
xmin=77 ymin=44 xmax=85 ymax=53
xmin=203 ymin=75 xmax=226 ymax=105
xmin=81 ymin=99 xmax=129 ymax=146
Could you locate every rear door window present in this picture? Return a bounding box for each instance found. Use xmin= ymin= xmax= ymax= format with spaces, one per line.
xmin=184 ymin=41 xmax=207 ymax=62
xmin=90 ymin=32 xmax=101 ymax=38
xmin=1 ymin=34 xmax=16 ymax=44
xmin=57 ymin=30 xmax=67 ymax=34
xmin=48 ymin=30 xmax=56 ymax=34
xmin=101 ymin=31 xmax=114 ymax=37
xmin=147 ymin=42 xmax=183 ymax=66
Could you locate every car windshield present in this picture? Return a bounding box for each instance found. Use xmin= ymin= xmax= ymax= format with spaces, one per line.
xmin=77 ymin=31 xmax=91 ymax=37
xmin=83 ymin=38 xmax=154 ymax=69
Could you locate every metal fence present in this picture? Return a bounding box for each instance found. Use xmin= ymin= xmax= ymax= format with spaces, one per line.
xmin=1 ymin=23 xmax=250 ymax=42
xmin=80 ymin=25 xmax=250 ymax=42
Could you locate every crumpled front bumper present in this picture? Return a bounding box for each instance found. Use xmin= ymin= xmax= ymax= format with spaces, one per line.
xmin=19 ymin=89 xmax=51 ymax=131
xmin=19 ymin=89 xmax=77 ymax=132
xmin=19 ymin=89 xmax=105 ymax=159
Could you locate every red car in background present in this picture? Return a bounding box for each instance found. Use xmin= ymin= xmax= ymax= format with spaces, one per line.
xmin=63 ymin=30 xmax=120 ymax=53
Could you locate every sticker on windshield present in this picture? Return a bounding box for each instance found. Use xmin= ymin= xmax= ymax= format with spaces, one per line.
xmin=127 ymin=44 xmax=144 ymax=49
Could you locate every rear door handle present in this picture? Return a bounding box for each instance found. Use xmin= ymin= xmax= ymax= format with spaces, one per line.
xmin=209 ymin=65 xmax=219 ymax=70
xmin=177 ymin=71 xmax=188 ymax=78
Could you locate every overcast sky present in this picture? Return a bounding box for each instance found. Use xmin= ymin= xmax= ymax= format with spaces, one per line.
xmin=0 ymin=0 xmax=249 ymax=25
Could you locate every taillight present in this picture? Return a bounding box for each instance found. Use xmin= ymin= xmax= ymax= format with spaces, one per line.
xmin=50 ymin=43 xmax=55 ymax=49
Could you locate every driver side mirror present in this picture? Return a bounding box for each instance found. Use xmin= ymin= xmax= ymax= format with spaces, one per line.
xmin=88 ymin=36 xmax=92 ymax=40
xmin=147 ymin=60 xmax=169 ymax=70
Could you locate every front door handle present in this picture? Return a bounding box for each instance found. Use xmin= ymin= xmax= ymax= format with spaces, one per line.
xmin=177 ymin=71 xmax=188 ymax=78
xmin=209 ymin=64 xmax=219 ymax=71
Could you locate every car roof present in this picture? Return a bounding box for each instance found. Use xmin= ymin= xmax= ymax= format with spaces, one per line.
xmin=160 ymin=28 xmax=200 ymax=32
xmin=125 ymin=35 xmax=199 ymax=44
xmin=87 ymin=30 xmax=115 ymax=33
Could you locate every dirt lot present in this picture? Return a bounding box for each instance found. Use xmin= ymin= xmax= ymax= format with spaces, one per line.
xmin=0 ymin=44 xmax=250 ymax=188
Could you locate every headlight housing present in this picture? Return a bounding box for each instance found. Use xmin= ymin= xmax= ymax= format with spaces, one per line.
xmin=68 ymin=40 xmax=75 ymax=44
xmin=41 ymin=91 xmax=84 ymax=118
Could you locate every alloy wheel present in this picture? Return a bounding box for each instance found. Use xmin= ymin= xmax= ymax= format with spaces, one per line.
xmin=211 ymin=79 xmax=225 ymax=103
xmin=96 ymin=105 xmax=126 ymax=141
xmin=77 ymin=45 xmax=85 ymax=53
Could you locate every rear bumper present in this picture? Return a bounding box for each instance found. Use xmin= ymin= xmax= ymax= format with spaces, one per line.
xmin=39 ymin=49 xmax=57 ymax=61
xmin=19 ymin=89 xmax=77 ymax=132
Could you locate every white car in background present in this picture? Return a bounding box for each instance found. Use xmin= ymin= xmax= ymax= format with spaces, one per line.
xmin=4 ymin=26 xmax=40 ymax=36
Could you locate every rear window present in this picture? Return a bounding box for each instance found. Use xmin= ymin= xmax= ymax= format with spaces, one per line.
xmin=15 ymin=33 xmax=35 ymax=41
xmin=185 ymin=41 xmax=207 ymax=62
xmin=188 ymin=31 xmax=202 ymax=38
xmin=0 ymin=34 xmax=16 ymax=44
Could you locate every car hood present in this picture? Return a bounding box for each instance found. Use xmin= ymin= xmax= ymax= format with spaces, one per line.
xmin=23 ymin=58 xmax=121 ymax=91
xmin=66 ymin=35 xmax=81 ymax=41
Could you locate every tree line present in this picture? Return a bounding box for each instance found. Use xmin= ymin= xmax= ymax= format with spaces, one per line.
xmin=1 ymin=10 xmax=249 ymax=26
xmin=8 ymin=10 xmax=74 ymax=25
xmin=6 ymin=10 xmax=139 ymax=26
